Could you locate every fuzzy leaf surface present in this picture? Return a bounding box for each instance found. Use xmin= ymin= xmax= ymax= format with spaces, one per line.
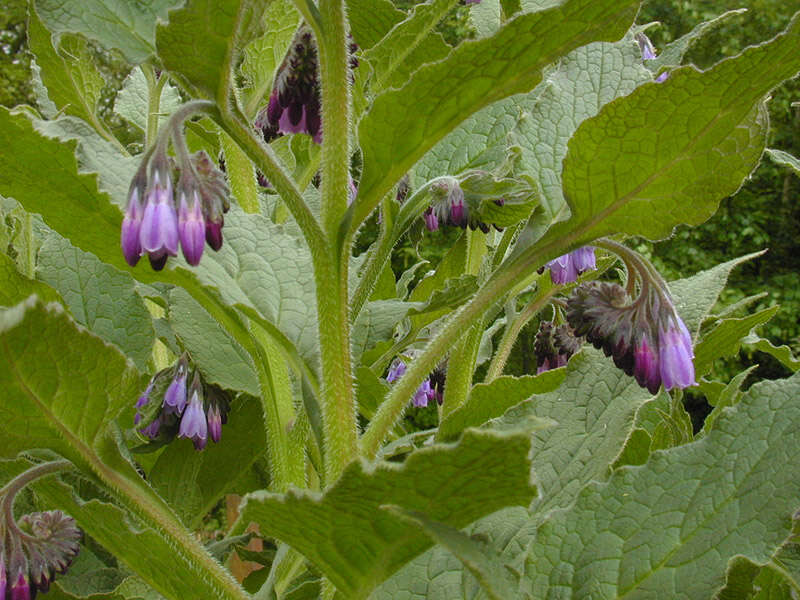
xmin=525 ymin=372 xmax=800 ymax=599
xmin=156 ymin=0 xmax=269 ymax=99
xmin=33 ymin=0 xmax=180 ymax=63
xmin=555 ymin=17 xmax=800 ymax=244
xmin=37 ymin=234 xmax=155 ymax=370
xmin=238 ymin=430 xmax=535 ymax=599
xmin=356 ymin=0 xmax=639 ymax=222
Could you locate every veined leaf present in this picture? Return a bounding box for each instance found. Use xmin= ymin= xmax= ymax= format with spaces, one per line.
xmin=156 ymin=0 xmax=269 ymax=100
xmin=37 ymin=234 xmax=155 ymax=371
xmin=115 ymin=67 xmax=183 ymax=133
xmin=766 ymin=147 xmax=800 ymax=176
xmin=33 ymin=0 xmax=181 ymax=64
xmin=237 ymin=429 xmax=535 ymax=599
xmin=0 ymin=252 xmax=62 ymax=307
xmin=525 ymin=372 xmax=800 ymax=599
xmin=554 ymin=16 xmax=800 ymax=244
xmin=346 ymin=0 xmax=404 ymax=50
xmin=356 ymin=0 xmax=639 ymax=226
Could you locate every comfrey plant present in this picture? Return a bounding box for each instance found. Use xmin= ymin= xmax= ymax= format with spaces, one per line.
xmin=0 ymin=1 xmax=799 ymax=599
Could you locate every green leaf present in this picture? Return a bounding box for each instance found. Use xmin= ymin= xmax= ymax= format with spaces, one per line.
xmin=438 ymin=370 xmax=565 ymax=441
xmin=766 ymin=147 xmax=800 ymax=176
xmin=363 ymin=0 xmax=453 ymax=94
xmin=0 ymin=108 xmax=127 ymax=272
xmin=237 ymin=429 xmax=535 ymax=599
xmin=33 ymin=0 xmax=181 ymax=63
xmin=693 ymin=305 xmax=779 ymax=376
xmin=37 ymin=234 xmax=155 ymax=371
xmin=495 ymin=347 xmax=653 ymax=516
xmin=647 ymin=9 xmax=748 ymax=73
xmin=611 ymin=427 xmax=652 ymax=469
xmin=0 ymin=252 xmax=62 ymax=307
xmin=114 ymin=67 xmax=183 ymax=133
xmin=148 ymin=395 xmax=267 ymax=527
xmin=0 ymin=297 xmax=140 ymax=466
xmin=385 ymin=507 xmax=519 ymax=600
xmin=168 ymin=287 xmax=259 ymax=396
xmin=699 ymin=366 xmax=755 ymax=438
xmin=471 ymin=0 xmax=502 ymax=38
xmin=742 ymin=335 xmax=800 ymax=372
xmin=240 ymin=0 xmax=300 ymax=118
xmin=356 ymin=0 xmax=639 ymax=224
xmin=515 ymin=35 xmax=652 ymax=220
xmin=352 ymin=300 xmax=418 ymax=365
xmin=556 ymin=18 xmax=800 ymax=244
xmin=220 ymin=132 xmax=259 ymax=213
xmin=668 ymin=251 xmax=765 ymax=336
xmin=31 ymin=115 xmax=139 ymax=205
xmin=346 ymin=0 xmax=404 ymax=50
xmin=27 ymin=7 xmax=105 ymax=133
xmin=156 ymin=0 xmax=269 ymax=100
xmin=525 ymin=372 xmax=800 ymax=598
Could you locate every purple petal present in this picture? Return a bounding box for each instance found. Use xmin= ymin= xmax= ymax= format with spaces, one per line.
xmin=207 ymin=403 xmax=223 ymax=443
xmin=140 ymin=176 xmax=178 ymax=256
xmin=179 ymin=388 xmax=208 ymax=450
xmin=634 ymin=335 xmax=660 ymax=394
xmin=205 ymin=220 xmax=224 ymax=251
xmin=178 ymin=191 xmax=206 ymax=266
xmin=412 ymin=380 xmax=432 ymax=408
xmin=386 ymin=360 xmax=407 ymax=383
xmin=572 ymin=246 xmax=596 ymax=274
xmin=423 ymin=207 xmax=439 ymax=231
xmin=121 ymin=188 xmax=143 ymax=266
xmin=659 ymin=324 xmax=697 ymax=390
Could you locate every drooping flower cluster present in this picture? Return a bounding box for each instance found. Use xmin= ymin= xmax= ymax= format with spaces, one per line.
xmin=423 ymin=178 xmax=503 ymax=233
xmin=636 ymin=32 xmax=669 ymax=83
xmin=545 ymin=247 xmax=597 ymax=285
xmin=566 ymin=279 xmax=696 ymax=394
xmin=121 ymin=146 xmax=230 ymax=270
xmin=0 ymin=504 xmax=80 ymax=598
xmin=134 ymin=354 xmax=231 ymax=450
xmin=256 ymin=26 xmax=359 ymax=145
xmin=386 ymin=358 xmax=446 ymax=408
xmin=534 ymin=321 xmax=581 ymax=374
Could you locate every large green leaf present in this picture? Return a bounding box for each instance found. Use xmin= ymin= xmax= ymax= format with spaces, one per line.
xmin=0 ymin=252 xmax=62 ymax=307
xmin=156 ymin=0 xmax=269 ymax=100
xmin=27 ymin=7 xmax=104 ymax=132
xmin=766 ymin=147 xmax=800 ymax=176
xmin=0 ymin=300 xmax=248 ymax=600
xmin=37 ymin=234 xmax=155 ymax=371
xmin=33 ymin=0 xmax=181 ymax=63
xmin=355 ymin=0 xmax=639 ymax=225
xmin=0 ymin=108 xmax=127 ymax=272
xmin=525 ymin=372 xmax=800 ymax=598
xmin=515 ymin=36 xmax=652 ymax=219
xmin=555 ymin=16 xmax=800 ymax=244
xmin=237 ymin=429 xmax=535 ymax=599
xmin=168 ymin=287 xmax=259 ymax=396
xmin=0 ymin=297 xmax=140 ymax=467
xmin=496 ymin=347 xmax=653 ymax=516
xmin=438 ymin=370 xmax=565 ymax=441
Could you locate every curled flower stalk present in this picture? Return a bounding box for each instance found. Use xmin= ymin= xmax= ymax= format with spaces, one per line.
xmin=566 ymin=239 xmax=696 ymax=393
xmin=120 ymin=102 xmax=230 ymax=270
xmin=0 ymin=461 xmax=80 ymax=599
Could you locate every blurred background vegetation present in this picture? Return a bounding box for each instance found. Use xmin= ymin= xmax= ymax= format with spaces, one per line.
xmin=1 ymin=0 xmax=798 ymax=388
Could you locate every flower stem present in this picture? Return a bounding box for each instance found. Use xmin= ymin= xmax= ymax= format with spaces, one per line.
xmin=484 ymin=285 xmax=560 ymax=382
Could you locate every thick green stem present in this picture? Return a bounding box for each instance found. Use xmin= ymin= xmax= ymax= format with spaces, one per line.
xmin=213 ymin=106 xmax=326 ymax=259
xmin=314 ymin=0 xmax=358 ymax=484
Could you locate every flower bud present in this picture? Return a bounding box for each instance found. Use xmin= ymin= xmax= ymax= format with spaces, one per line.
xmin=121 ymin=174 xmax=146 ymax=267
xmin=163 ymin=355 xmax=189 ymax=415
xmin=178 ymin=186 xmax=206 ymax=266
xmin=178 ymin=372 xmax=208 ymax=450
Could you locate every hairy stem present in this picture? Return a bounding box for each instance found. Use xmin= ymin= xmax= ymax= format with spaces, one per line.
xmin=315 ymin=0 xmax=358 ymax=484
